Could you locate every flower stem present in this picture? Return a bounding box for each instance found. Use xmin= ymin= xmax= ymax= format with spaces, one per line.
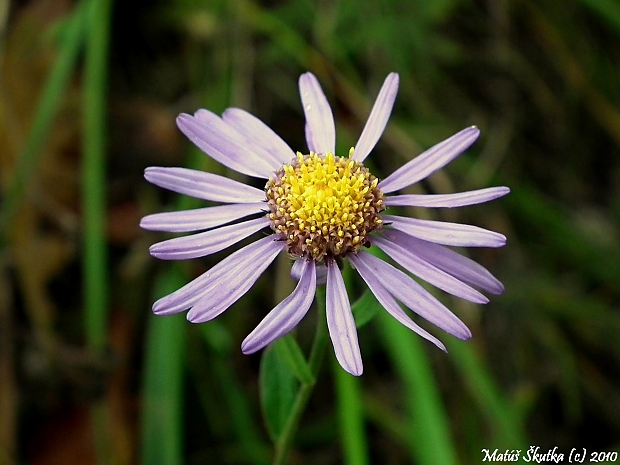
xmin=272 ymin=287 xmax=328 ymax=465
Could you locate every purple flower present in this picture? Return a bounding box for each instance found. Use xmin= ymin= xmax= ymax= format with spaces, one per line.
xmin=141 ymin=72 xmax=508 ymax=376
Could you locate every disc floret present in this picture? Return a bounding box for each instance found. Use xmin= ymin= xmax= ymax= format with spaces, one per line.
xmin=266 ymin=150 xmax=384 ymax=261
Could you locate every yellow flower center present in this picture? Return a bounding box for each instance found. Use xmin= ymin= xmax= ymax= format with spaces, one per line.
xmin=266 ymin=150 xmax=384 ymax=261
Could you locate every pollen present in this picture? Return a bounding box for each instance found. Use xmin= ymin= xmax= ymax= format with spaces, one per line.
xmin=266 ymin=151 xmax=384 ymax=261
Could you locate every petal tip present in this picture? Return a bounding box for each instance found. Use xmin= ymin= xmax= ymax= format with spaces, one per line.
xmin=300 ymin=71 xmax=317 ymax=82
xmin=148 ymin=243 xmax=159 ymax=256
xmin=240 ymin=339 xmax=256 ymax=355
xmin=491 ymin=281 xmax=505 ymax=295
xmin=456 ymin=326 xmax=473 ymax=340
xmin=386 ymin=72 xmax=399 ymax=86
xmin=152 ymin=299 xmax=173 ymax=316
xmin=187 ymin=311 xmax=205 ymax=324
xmin=342 ymin=363 xmax=363 ymax=376
xmin=468 ymin=125 xmax=481 ymax=139
xmin=176 ymin=113 xmax=192 ymax=126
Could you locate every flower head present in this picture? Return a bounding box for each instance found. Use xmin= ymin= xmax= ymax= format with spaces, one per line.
xmin=141 ymin=72 xmax=509 ymax=376
xmin=266 ymin=150 xmax=384 ymax=260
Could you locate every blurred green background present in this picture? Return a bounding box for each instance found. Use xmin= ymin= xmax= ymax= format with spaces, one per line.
xmin=1 ymin=0 xmax=619 ymax=464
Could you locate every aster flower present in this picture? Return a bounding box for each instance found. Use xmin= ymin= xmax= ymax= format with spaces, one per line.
xmin=141 ymin=72 xmax=508 ymax=376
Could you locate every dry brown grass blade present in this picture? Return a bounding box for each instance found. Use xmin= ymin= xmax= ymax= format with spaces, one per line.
xmin=525 ymin=0 xmax=620 ymax=149
xmin=0 ymin=0 xmax=79 ymax=351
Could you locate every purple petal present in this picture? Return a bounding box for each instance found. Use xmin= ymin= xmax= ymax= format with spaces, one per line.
xmin=383 ymin=215 xmax=507 ymax=248
xmin=372 ymin=235 xmax=488 ymax=304
xmin=177 ymin=112 xmax=274 ymax=178
xmin=149 ymin=217 xmax=270 ymax=260
xmin=380 ymin=229 xmax=504 ymax=294
xmin=140 ymin=202 xmax=265 ymax=232
xmin=378 ymin=126 xmax=480 ymax=193
xmin=385 ymin=186 xmax=510 ymax=208
xmin=326 ymin=261 xmax=363 ymax=376
xmin=152 ymin=236 xmax=285 ymax=316
xmin=187 ymin=238 xmax=284 ymax=323
xmin=349 ymin=251 xmax=471 ymax=340
xmin=191 ymin=109 xmax=283 ymax=172
xmin=299 ymin=73 xmax=335 ymax=155
xmin=352 ymin=73 xmax=399 ymax=162
xmin=222 ymin=108 xmax=296 ymax=165
xmin=349 ymin=254 xmax=446 ymax=351
xmin=291 ymin=259 xmax=327 ymax=285
xmin=241 ymin=260 xmax=316 ymax=354
xmin=144 ymin=166 xmax=265 ymax=203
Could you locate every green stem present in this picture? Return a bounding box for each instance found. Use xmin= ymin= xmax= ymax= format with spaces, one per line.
xmin=272 ymin=287 xmax=328 ymax=465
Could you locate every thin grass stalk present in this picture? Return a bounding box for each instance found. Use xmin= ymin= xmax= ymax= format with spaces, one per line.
xmin=334 ymin=361 xmax=369 ymax=465
xmin=377 ymin=311 xmax=459 ymax=465
xmin=334 ymin=264 xmax=369 ymax=465
xmin=83 ymin=0 xmax=112 ymax=350
xmin=83 ymin=0 xmax=114 ymax=463
xmin=141 ymin=276 xmax=186 ymax=465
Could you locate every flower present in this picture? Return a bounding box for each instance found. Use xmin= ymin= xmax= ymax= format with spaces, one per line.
xmin=141 ymin=72 xmax=508 ymax=376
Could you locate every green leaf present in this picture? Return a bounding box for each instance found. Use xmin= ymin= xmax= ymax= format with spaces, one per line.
xmin=260 ymin=344 xmax=299 ymax=442
xmin=351 ymin=289 xmax=381 ymax=328
xmin=274 ymin=335 xmax=314 ymax=384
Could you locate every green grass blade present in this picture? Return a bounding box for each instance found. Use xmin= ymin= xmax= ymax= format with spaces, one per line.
xmin=574 ymin=0 xmax=620 ymax=36
xmin=82 ymin=1 xmax=114 ymax=463
xmin=377 ymin=311 xmax=459 ymax=465
xmin=83 ymin=0 xmax=113 ymax=350
xmin=197 ymin=322 xmax=271 ymax=465
xmin=141 ymin=272 xmax=187 ymax=465
xmin=334 ymin=359 xmax=369 ymax=465
xmin=447 ymin=339 xmax=528 ymax=449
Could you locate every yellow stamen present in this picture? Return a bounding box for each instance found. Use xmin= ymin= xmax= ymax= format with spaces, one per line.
xmin=266 ymin=151 xmax=384 ymax=261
